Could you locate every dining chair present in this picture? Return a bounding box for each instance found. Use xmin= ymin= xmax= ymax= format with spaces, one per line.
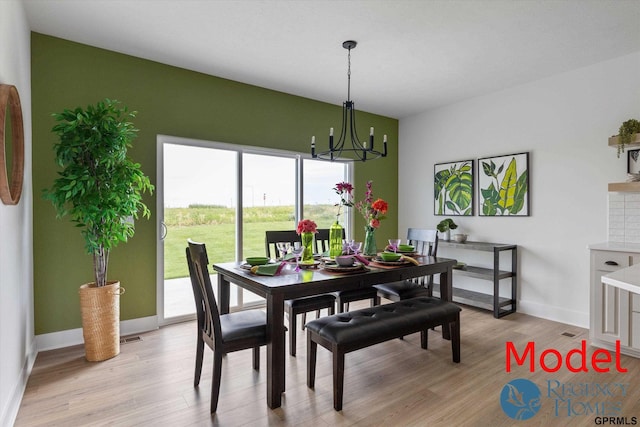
xmin=265 ymin=230 xmax=336 ymax=356
xmin=186 ymin=239 xmax=268 ymax=413
xmin=374 ymin=228 xmax=439 ymax=301
xmin=328 ymin=229 xmax=381 ymax=312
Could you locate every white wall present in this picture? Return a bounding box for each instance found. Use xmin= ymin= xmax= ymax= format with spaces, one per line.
xmin=399 ymin=51 xmax=640 ymax=328
xmin=0 ymin=1 xmax=35 ymax=425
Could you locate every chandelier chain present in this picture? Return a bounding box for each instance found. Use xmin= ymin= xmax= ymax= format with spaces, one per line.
xmin=347 ymin=47 xmax=352 ymax=102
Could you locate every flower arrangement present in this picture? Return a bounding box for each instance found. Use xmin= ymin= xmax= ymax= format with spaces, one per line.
xmin=355 ymin=180 xmax=388 ymax=229
xmin=296 ymin=219 xmax=318 ymax=234
xmin=296 ymin=219 xmax=317 ymax=263
xmin=333 ymin=181 xmax=354 ymax=220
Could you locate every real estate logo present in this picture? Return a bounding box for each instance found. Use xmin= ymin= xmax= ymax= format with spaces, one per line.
xmin=500 ymin=340 xmax=636 ymax=423
xmin=500 ymin=378 xmax=541 ymax=420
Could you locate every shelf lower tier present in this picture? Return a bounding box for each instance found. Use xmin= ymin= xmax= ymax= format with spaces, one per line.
xmin=433 ymin=283 xmax=516 ymax=318
xmin=453 ymin=265 xmax=515 ymax=280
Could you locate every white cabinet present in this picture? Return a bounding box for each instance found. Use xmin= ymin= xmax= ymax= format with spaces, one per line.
xmin=590 ymin=250 xmax=631 ymax=346
xmin=631 ymin=294 xmax=640 ymax=349
xmin=589 ymin=245 xmax=640 ymax=357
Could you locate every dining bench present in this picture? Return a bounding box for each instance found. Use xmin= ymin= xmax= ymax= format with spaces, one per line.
xmin=305 ymin=296 xmax=461 ymax=411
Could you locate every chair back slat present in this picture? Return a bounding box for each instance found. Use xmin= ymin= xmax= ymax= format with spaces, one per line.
xmin=187 ymin=239 xmax=223 ymax=349
xmin=406 ymin=228 xmax=439 ymax=287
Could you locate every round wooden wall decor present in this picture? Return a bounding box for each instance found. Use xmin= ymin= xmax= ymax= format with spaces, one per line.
xmin=0 ymin=84 xmax=25 ymax=205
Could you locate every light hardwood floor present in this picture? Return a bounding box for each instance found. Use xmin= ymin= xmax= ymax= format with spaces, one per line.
xmin=15 ymin=303 xmax=640 ymax=426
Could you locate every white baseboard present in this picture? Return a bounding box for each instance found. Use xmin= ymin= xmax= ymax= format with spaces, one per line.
xmin=518 ymin=299 xmax=589 ymax=329
xmin=1 ymin=336 xmax=37 ymax=427
xmin=35 ymin=315 xmax=158 ymax=352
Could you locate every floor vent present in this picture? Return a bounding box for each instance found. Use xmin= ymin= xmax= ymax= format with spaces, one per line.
xmin=561 ymin=332 xmax=576 ymax=337
xmin=120 ymin=336 xmax=142 ymax=344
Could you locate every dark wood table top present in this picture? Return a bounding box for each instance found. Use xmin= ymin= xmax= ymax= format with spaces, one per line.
xmin=212 ymin=256 xmax=457 ymax=300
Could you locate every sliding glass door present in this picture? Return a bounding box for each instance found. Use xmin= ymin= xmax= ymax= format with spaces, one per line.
xmin=158 ymin=136 xmax=351 ymax=323
xmin=161 ymin=143 xmax=238 ymax=320
xmin=241 ymin=153 xmax=296 ymax=306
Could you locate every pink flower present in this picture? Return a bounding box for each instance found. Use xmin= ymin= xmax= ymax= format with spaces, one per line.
xmin=333 ymin=181 xmax=354 ymax=219
xmin=296 ymin=219 xmax=318 ymax=234
xmin=370 ymin=218 xmax=380 ymax=229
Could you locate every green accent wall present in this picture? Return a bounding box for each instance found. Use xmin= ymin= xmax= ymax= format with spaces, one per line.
xmin=31 ymin=33 xmax=398 ymax=334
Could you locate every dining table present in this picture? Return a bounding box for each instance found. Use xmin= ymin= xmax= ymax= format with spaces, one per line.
xmin=212 ymin=255 xmax=457 ymax=409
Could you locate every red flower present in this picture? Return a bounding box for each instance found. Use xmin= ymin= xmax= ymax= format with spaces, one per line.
xmin=296 ymin=219 xmax=318 ymax=234
xmin=371 ymin=198 xmax=388 ymax=215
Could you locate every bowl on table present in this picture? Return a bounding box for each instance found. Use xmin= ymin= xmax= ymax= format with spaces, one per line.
xmin=379 ymin=252 xmax=402 ymax=262
xmin=398 ymin=244 xmax=415 ymax=252
xmin=246 ymin=256 xmax=270 ymax=266
xmin=335 ymin=255 xmax=355 ymax=267
xmin=453 ymin=234 xmax=468 ymax=243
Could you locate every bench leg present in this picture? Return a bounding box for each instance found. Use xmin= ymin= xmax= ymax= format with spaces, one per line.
xmin=307 ymin=335 xmax=317 ymax=388
xmin=451 ymin=314 xmax=461 ymax=363
xmin=420 ymin=330 xmax=428 ymax=349
xmin=253 ymin=346 xmax=260 ymax=370
xmin=333 ymin=346 xmax=345 ymax=411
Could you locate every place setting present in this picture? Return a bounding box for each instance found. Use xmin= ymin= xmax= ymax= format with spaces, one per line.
xmin=384 ymin=238 xmax=419 ymax=256
xmin=369 ymin=239 xmax=421 ymax=268
xmin=320 ymin=240 xmax=371 ymax=274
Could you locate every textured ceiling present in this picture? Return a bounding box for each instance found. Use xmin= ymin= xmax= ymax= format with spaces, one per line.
xmin=23 ymin=0 xmax=640 ymax=119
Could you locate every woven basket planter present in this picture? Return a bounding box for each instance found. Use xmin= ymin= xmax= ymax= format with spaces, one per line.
xmin=79 ymin=281 xmax=125 ymax=361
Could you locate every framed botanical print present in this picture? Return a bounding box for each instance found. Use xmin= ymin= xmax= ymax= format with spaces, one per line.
xmin=434 ymin=159 xmax=474 ymax=216
xmin=478 ymin=152 xmax=529 ymax=216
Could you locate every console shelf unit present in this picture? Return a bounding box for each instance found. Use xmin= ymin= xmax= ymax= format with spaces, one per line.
xmin=434 ymin=240 xmax=517 ymax=318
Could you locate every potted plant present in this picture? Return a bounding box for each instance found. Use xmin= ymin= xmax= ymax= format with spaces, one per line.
xmin=615 ymin=118 xmax=640 ymax=158
xmin=43 ymin=98 xmax=154 ymax=361
xmin=437 ymin=218 xmax=458 ymax=241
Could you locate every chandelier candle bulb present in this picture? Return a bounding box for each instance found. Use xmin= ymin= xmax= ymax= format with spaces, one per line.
xmin=370 ymin=127 xmax=374 ymax=136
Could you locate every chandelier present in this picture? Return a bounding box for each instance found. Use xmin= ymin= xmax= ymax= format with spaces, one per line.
xmin=311 ymin=40 xmax=388 ymax=162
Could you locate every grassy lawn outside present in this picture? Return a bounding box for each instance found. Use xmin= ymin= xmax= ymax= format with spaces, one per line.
xmin=164 ymin=204 xmax=337 ymax=279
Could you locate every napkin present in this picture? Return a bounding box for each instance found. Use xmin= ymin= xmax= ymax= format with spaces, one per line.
xmin=353 ymin=254 xmax=370 ymax=265
xmin=251 ymin=262 xmax=285 ymax=276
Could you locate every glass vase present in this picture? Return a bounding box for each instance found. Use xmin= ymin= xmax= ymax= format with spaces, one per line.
xmin=301 ymin=232 xmax=315 ymax=263
xmin=329 ymin=221 xmax=343 ymax=258
xmin=363 ymin=226 xmax=377 ymax=256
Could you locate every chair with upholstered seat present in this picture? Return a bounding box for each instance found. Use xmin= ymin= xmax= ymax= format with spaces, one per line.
xmin=265 ymin=229 xmax=336 ymax=356
xmin=186 ymin=239 xmax=268 ymax=413
xmin=374 ymin=228 xmax=439 ymax=301
xmin=331 ymin=227 xmax=380 ymax=312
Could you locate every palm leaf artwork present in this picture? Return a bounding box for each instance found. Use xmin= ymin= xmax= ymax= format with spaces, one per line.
xmin=434 ymin=160 xmax=474 ymax=216
xmin=479 ymin=153 xmax=529 ymax=216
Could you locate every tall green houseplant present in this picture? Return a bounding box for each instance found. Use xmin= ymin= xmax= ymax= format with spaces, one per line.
xmin=44 ymin=99 xmax=154 ymax=287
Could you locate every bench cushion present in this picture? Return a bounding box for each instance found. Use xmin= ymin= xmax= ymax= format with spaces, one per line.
xmin=305 ymin=297 xmax=460 ymax=346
